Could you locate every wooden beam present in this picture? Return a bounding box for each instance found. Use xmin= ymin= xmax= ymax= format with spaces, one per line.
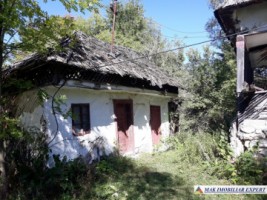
xmin=236 ymin=35 xmax=245 ymax=94
xmin=248 ymin=43 xmax=267 ymax=52
xmin=244 ymin=49 xmax=254 ymax=85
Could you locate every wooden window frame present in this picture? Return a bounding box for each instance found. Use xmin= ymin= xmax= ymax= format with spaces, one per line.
xmin=71 ymin=104 xmax=90 ymax=136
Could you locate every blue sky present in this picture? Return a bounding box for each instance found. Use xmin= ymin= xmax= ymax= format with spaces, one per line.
xmin=39 ymin=0 xmax=214 ymax=49
xmin=142 ymin=1 xmax=213 ymax=41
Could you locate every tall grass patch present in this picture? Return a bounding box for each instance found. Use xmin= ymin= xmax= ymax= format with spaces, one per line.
xmin=167 ymin=132 xmax=218 ymax=164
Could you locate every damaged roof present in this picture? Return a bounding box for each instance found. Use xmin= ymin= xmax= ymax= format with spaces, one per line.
xmin=7 ymin=31 xmax=179 ymax=93
xmin=214 ymin=0 xmax=266 ymax=45
xmin=216 ymin=0 xmax=255 ymax=10
xmin=238 ymin=92 xmax=267 ymax=123
xmin=214 ymin=0 xmax=267 ymax=71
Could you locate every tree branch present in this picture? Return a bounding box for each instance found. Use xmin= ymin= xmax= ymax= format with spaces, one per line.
xmin=47 ymin=80 xmax=67 ymax=146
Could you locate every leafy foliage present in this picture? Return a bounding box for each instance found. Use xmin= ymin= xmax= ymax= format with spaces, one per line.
xmin=6 ymin=132 xmax=92 ymax=199
xmin=0 ymin=117 xmax=23 ymax=139
xmin=180 ymin=27 xmax=236 ymax=132
xmin=0 ymin=2 xmax=101 ymax=196
xmin=168 ymin=132 xmax=266 ymax=185
xmin=74 ymin=13 xmax=109 ymax=40
xmin=0 ymin=0 xmax=99 ymax=64
xmin=74 ymin=0 xmax=157 ymax=52
xmin=4 ymin=131 xmax=266 ymax=199
xmin=234 ymin=150 xmax=266 ymax=184
xmin=209 ymin=148 xmax=266 ymax=185
xmin=167 ymin=132 xmax=218 ymax=164
xmin=175 ymin=0 xmax=237 ymax=133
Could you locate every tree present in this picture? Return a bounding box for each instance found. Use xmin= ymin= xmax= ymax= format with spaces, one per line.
xmin=0 ymin=0 xmax=100 ymax=197
xmin=206 ymin=0 xmax=237 ymax=130
xmin=106 ymin=0 xmax=146 ymax=50
xmin=73 ymin=0 xmax=148 ymax=51
xmin=74 ymin=13 xmax=109 ymax=40
xmin=73 ymin=0 xmax=185 ymax=77
xmin=179 ymin=0 xmax=236 ymax=133
xmin=0 ymin=0 xmax=100 ymax=100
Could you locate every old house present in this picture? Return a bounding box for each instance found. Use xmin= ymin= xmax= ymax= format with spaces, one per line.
xmin=215 ymin=0 xmax=267 ymax=157
xmin=5 ymin=32 xmax=179 ymax=163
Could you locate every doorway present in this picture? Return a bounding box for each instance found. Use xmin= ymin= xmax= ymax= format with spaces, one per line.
xmin=113 ymin=100 xmax=134 ymax=153
xmin=150 ymin=105 xmax=161 ymax=145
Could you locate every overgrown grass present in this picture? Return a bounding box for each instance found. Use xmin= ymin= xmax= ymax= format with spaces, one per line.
xmin=88 ymin=155 xmax=192 ymax=200
xmin=84 ymin=152 xmax=264 ymax=200
xmin=84 ymin=132 xmax=266 ymax=200
xmin=6 ymin=132 xmax=266 ymax=200
xmin=136 ymin=151 xmax=263 ymax=200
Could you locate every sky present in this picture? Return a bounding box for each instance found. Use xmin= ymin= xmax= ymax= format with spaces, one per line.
xmin=39 ymin=0 xmax=214 ymax=50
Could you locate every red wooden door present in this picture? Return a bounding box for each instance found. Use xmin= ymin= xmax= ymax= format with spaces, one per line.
xmin=150 ymin=105 xmax=161 ymax=145
xmin=113 ymin=100 xmax=134 ymax=153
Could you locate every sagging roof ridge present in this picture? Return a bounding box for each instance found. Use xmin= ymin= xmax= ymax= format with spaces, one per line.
xmin=7 ymin=31 xmax=180 ymax=90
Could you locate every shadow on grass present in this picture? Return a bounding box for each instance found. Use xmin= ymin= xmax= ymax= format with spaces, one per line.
xmin=87 ymin=155 xmax=199 ymax=200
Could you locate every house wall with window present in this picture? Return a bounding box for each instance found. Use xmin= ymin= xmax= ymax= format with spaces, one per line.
xmin=16 ymin=80 xmax=173 ymax=163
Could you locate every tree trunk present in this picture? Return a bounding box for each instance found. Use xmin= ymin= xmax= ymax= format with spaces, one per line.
xmin=0 ymin=0 xmax=3 ymax=103
xmin=0 ymin=141 xmax=6 ymax=199
xmin=0 ymin=41 xmax=6 ymax=200
xmin=0 ymin=2 xmax=7 ymax=196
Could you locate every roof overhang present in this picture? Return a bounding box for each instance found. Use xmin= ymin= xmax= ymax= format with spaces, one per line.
xmin=214 ymin=0 xmax=267 ymax=45
xmin=4 ymin=32 xmax=180 ymax=95
xmin=214 ymin=0 xmax=267 ymax=69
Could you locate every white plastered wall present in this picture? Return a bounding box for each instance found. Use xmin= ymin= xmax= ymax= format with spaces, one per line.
xmin=17 ymin=81 xmax=174 ymax=163
xmin=234 ymin=2 xmax=267 ymax=32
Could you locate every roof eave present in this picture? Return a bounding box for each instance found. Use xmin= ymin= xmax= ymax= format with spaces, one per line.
xmin=214 ymin=0 xmax=265 ymax=37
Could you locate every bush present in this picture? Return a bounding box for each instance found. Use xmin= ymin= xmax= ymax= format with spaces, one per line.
xmin=167 ymin=131 xmax=218 ymax=163
xmin=234 ymin=150 xmax=266 ymax=184
xmin=4 ymin=129 xmax=94 ymax=200
xmin=3 ymin=125 xmax=135 ymax=200
xmin=208 ymin=139 xmax=266 ymax=185
xmin=168 ymin=131 xmax=266 ymax=185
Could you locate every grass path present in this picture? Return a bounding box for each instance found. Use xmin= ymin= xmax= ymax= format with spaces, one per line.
xmin=132 ymin=150 xmax=263 ymax=200
xmin=88 ymin=150 xmax=265 ymax=200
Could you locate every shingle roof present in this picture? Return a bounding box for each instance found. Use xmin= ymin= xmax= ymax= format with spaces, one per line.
xmin=214 ymin=0 xmax=263 ymax=45
xmin=216 ymin=0 xmax=254 ymax=10
xmin=238 ymin=92 xmax=267 ymax=123
xmin=7 ymin=31 xmax=179 ymax=92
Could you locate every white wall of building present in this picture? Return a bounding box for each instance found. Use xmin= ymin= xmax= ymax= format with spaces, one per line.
xmin=17 ymin=81 xmax=174 ymax=163
xmin=235 ymin=2 xmax=267 ymax=32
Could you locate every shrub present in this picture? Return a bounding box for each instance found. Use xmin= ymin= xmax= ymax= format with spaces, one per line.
xmin=167 ymin=131 xmax=218 ymax=163
xmin=168 ymin=131 xmax=266 ymax=185
xmin=234 ymin=150 xmax=266 ymax=184
xmin=208 ymin=138 xmax=266 ymax=185
xmin=4 ymin=129 xmax=94 ymax=200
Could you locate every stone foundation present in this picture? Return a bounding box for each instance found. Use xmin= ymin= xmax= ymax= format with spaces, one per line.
xmin=230 ymin=120 xmax=267 ymax=157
